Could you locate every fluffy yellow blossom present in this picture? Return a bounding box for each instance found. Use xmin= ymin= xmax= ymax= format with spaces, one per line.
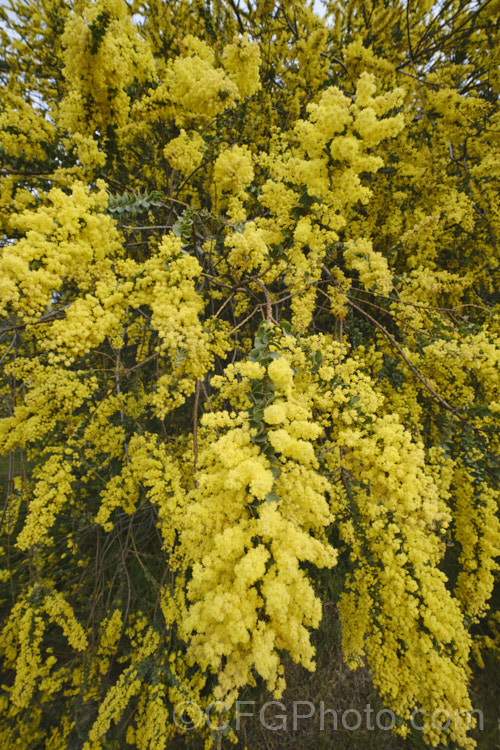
xmin=42 ymin=591 xmax=87 ymax=651
xmin=176 ymin=348 xmax=337 ymax=704
xmin=267 ymin=357 xmax=295 ymax=397
xmin=60 ymin=0 xmax=155 ymax=163
xmin=263 ymin=403 xmax=287 ymax=424
xmin=16 ymin=455 xmax=74 ymax=550
xmin=223 ymin=35 xmax=261 ymax=98
xmin=225 ymin=221 xmax=268 ymax=274
xmin=213 ymin=144 xmax=254 ymax=200
xmin=454 ymin=468 xmax=500 ymax=619
xmin=166 ymin=48 xmax=239 ymax=126
xmin=344 ymin=237 xmax=394 ymax=294
xmin=1 ymin=181 xmax=119 ymax=318
xmin=0 ymin=92 xmax=55 ymax=161
xmin=1 ymin=1 xmax=499 ymax=747
xmin=163 ymin=129 xmax=205 ymax=174
xmin=84 ymin=667 xmax=143 ymax=747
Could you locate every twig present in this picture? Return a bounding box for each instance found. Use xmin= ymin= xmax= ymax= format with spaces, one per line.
xmin=0 ymin=450 xmax=14 ymax=535
xmin=226 ymin=0 xmax=246 ymax=33
xmin=0 ymin=305 xmax=70 ymax=334
xmin=216 ymin=709 xmax=225 ymax=750
xmin=280 ymin=5 xmax=298 ymax=38
xmin=174 ymin=159 xmax=214 ymax=199
xmin=212 ymin=292 xmax=236 ymax=321
xmin=0 ymin=332 xmax=17 ymax=366
xmin=320 ymin=52 xmax=349 ymax=75
xmin=253 ymin=279 xmax=278 ymax=325
xmin=347 ymin=292 xmax=435 ymax=339
xmin=228 ymin=305 xmax=260 ymax=335
xmin=193 ymin=380 xmax=200 ymax=490
xmin=0 ymin=166 xmax=60 ymax=181
xmin=406 ymin=0 xmax=426 ymax=112
xmin=340 ymin=282 xmax=489 ymax=314
xmin=347 ymin=297 xmax=458 ymax=414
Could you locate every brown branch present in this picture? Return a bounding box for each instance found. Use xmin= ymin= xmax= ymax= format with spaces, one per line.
xmin=193 ymin=380 xmax=201 ymax=490
xmin=228 ymin=305 xmax=260 ymax=335
xmin=343 ymin=282 xmax=490 ymax=315
xmin=212 ymin=292 xmax=236 ymax=321
xmin=280 ymin=5 xmax=298 ymax=38
xmin=226 ymin=0 xmax=246 ymax=33
xmin=396 ymin=68 xmax=440 ymax=89
xmin=0 ymin=333 xmax=17 ymax=366
xmin=320 ymin=52 xmax=349 ymax=75
xmin=174 ymin=158 xmax=215 ymax=199
xmin=0 ymin=450 xmax=14 ymax=535
xmin=347 ymin=292 xmax=435 ymax=340
xmin=406 ymin=0 xmax=426 ymax=111
xmin=0 ymin=166 xmax=59 ymax=181
xmin=347 ymin=297 xmax=459 ymax=415
xmin=253 ymin=279 xmax=278 ymax=325
xmin=0 ymin=305 xmax=70 ymax=334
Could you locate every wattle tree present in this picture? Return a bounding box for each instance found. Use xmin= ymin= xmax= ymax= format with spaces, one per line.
xmin=0 ymin=0 xmax=499 ymax=748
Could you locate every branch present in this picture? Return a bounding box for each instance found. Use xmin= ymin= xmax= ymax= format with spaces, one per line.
xmin=0 ymin=332 xmax=17 ymax=366
xmin=320 ymin=52 xmax=349 ymax=75
xmin=347 ymin=296 xmax=458 ymax=414
xmin=253 ymin=279 xmax=278 ymax=325
xmin=193 ymin=380 xmax=200 ymax=490
xmin=0 ymin=306 xmax=70 ymax=334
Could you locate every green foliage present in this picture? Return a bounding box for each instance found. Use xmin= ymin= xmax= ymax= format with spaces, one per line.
xmin=107 ymin=189 xmax=164 ymax=214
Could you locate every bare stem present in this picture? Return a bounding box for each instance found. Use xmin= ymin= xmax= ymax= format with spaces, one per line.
xmin=193 ymin=380 xmax=201 ymax=489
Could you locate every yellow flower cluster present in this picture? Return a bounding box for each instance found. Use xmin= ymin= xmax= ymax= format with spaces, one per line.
xmin=0 ymin=91 xmax=55 ymax=162
xmin=254 ymin=73 xmax=405 ymax=329
xmin=16 ymin=454 xmax=74 ymax=550
xmin=2 ymin=599 xmax=46 ymax=709
xmin=60 ymin=0 xmax=155 ymax=146
xmin=0 ymin=181 xmax=120 ymax=320
xmin=84 ymin=623 xmax=163 ymax=748
xmin=96 ymin=609 xmax=123 ymax=674
xmin=1 ymin=1 xmax=499 ymax=747
xmin=213 ymin=144 xmax=254 ymax=219
xmin=177 ymin=347 xmax=337 ymax=704
xmin=453 ymin=466 xmax=500 ymax=619
xmin=165 ymin=40 xmax=239 ymax=126
xmin=163 ymin=129 xmax=205 ymax=175
xmin=344 ymin=237 xmax=394 ymax=295
xmin=333 ymin=412 xmax=475 ymax=747
xmin=0 ymin=361 xmax=95 ymax=452
xmin=96 ymin=432 xmax=184 ymax=553
xmin=225 ymin=221 xmax=269 ymax=274
xmin=126 ymin=684 xmax=172 ymax=750
xmin=84 ymin=667 xmax=144 ymax=749
xmin=1 ymin=587 xmax=86 ymax=715
xmin=222 ymin=35 xmax=261 ymax=98
xmin=42 ymin=590 xmax=88 ymax=651
xmin=137 ymin=234 xmax=212 ymax=415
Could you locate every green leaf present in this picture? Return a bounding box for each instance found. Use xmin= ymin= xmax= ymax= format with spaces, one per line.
xmin=250 ymin=422 xmax=266 ymax=438
xmin=252 ymin=407 xmax=264 ymax=422
xmin=249 ymin=347 xmax=263 ymax=361
xmin=251 ymin=432 xmax=268 ymax=444
xmin=265 ymin=492 xmax=281 ymax=504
